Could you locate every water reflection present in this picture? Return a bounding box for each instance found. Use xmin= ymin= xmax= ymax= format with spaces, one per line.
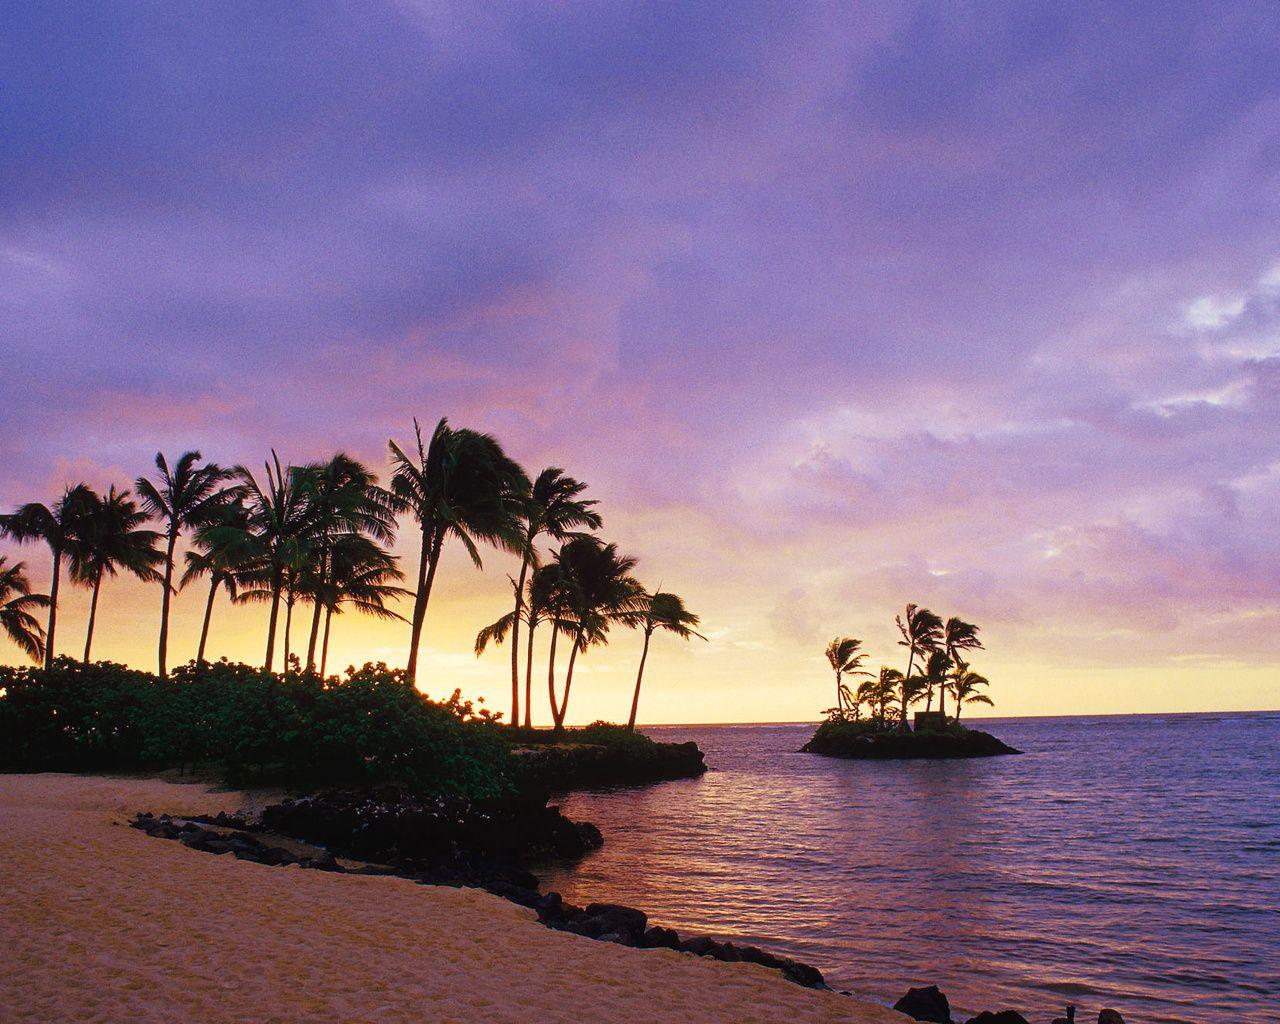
xmin=537 ymin=715 xmax=1280 ymax=1023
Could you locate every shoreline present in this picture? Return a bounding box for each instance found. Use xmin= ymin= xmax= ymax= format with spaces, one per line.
xmin=0 ymin=772 xmax=906 ymax=1024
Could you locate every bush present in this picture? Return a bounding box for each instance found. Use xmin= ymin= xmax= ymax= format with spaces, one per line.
xmin=0 ymin=658 xmax=516 ymax=799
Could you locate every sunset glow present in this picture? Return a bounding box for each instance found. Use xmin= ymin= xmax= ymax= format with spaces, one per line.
xmin=4 ymin=4 xmax=1279 ymax=722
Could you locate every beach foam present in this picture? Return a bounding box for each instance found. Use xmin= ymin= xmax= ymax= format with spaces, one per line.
xmin=0 ymin=774 xmax=905 ymax=1023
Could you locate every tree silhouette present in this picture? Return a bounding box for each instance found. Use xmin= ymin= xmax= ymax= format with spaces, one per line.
xmin=135 ymin=451 xmax=229 ymax=676
xmin=0 ymin=557 xmax=49 ymax=663
xmin=1 ymin=484 xmax=96 ymax=669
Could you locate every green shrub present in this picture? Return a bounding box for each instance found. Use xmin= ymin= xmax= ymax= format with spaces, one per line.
xmin=0 ymin=658 xmax=515 ymax=799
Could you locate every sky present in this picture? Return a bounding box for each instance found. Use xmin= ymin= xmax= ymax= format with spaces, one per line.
xmin=2 ymin=2 xmax=1279 ymax=723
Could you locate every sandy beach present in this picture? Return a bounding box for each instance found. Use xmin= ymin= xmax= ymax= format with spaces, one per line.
xmin=0 ymin=773 xmax=905 ymax=1024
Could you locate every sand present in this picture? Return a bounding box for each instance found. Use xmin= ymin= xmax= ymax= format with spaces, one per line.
xmin=0 ymin=774 xmax=907 ymax=1024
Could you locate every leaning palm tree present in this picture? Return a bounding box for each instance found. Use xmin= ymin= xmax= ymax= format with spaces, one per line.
xmin=388 ymin=418 xmax=528 ymax=684
xmin=0 ymin=557 xmax=49 ymax=663
xmin=135 ymin=451 xmax=229 ymax=676
xmin=313 ymin=535 xmax=410 ymax=677
xmin=950 ymin=669 xmax=994 ymax=719
xmin=548 ymin=537 xmax=644 ymax=733
xmin=895 ymin=603 xmax=943 ymax=730
xmin=627 ymin=590 xmax=705 ymax=730
xmin=71 ymin=487 xmax=163 ymax=661
xmin=939 ymin=617 xmax=983 ymax=718
xmin=506 ymin=468 xmax=601 ymax=728
xmin=0 ymin=484 xmax=96 ymax=670
xmin=180 ymin=499 xmax=253 ymax=666
xmin=825 ymin=636 xmax=869 ymax=718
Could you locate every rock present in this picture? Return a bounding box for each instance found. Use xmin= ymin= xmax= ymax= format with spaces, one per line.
xmin=583 ymin=903 xmax=647 ymax=936
xmin=963 ymin=1013 xmax=1029 ymax=1024
xmin=1097 ymin=1012 xmax=1124 ymax=1024
xmin=639 ymin=926 xmax=681 ymax=950
xmin=679 ymin=935 xmax=719 ymax=957
xmin=803 ymin=724 xmax=1021 ymax=760
xmin=894 ymin=985 xmax=952 ymax=1023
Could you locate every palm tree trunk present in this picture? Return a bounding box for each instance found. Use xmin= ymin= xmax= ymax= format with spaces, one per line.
xmin=157 ymin=529 xmax=177 ymax=678
xmin=938 ymin=674 xmax=947 ymax=720
xmin=44 ymin=544 xmax=61 ymax=671
xmin=282 ymin=595 xmax=294 ymax=671
xmin=557 ymin=629 xmax=583 ymax=730
xmin=320 ymin=605 xmax=333 ymax=677
xmin=900 ymin=646 xmax=916 ymax=731
xmin=627 ymin=628 xmax=653 ymax=731
xmin=835 ymin=669 xmax=843 ymax=716
xmin=83 ymin=569 xmax=103 ymax=662
xmin=523 ymin=618 xmax=537 ymax=728
xmin=509 ymin=550 xmax=530 ymax=728
xmin=305 ymin=553 xmax=326 ymax=671
xmin=547 ymin=622 xmax=561 ymax=730
xmin=196 ymin=576 xmax=218 ymax=666
xmin=406 ymin=527 xmax=441 ymax=684
xmin=264 ymin=571 xmax=283 ymax=672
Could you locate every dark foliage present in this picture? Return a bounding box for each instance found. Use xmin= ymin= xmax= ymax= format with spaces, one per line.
xmin=505 ymin=720 xmax=707 ymax=792
xmin=0 ymin=658 xmax=516 ymax=799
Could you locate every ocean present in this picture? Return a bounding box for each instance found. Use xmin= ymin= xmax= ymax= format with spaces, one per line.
xmin=536 ymin=714 xmax=1280 ymax=1023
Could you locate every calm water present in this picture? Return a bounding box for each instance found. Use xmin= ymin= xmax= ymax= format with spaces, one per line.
xmin=537 ymin=714 xmax=1280 ymax=1023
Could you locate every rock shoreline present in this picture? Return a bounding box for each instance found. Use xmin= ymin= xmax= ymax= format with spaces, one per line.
xmin=132 ymin=794 xmax=1129 ymax=1022
xmin=131 ymin=787 xmax=824 ymax=990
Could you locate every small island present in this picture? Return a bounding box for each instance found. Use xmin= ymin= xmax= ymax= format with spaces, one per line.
xmin=803 ymin=606 xmax=1021 ymax=760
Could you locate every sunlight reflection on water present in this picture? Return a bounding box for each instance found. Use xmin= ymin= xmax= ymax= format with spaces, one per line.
xmin=536 ymin=714 xmax=1280 ymax=1023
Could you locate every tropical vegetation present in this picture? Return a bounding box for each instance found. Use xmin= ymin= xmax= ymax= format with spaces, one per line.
xmin=821 ymin=604 xmax=992 ymax=730
xmin=0 ymin=417 xmax=702 ymax=731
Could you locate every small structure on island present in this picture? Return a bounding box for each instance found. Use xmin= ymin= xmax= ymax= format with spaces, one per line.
xmin=913 ymin=710 xmax=947 ymax=733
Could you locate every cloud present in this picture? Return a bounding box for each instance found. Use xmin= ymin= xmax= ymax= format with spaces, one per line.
xmin=2 ymin=2 xmax=1279 ymax=713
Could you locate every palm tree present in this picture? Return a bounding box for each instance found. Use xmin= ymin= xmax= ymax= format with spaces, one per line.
xmin=825 ymin=636 xmax=869 ymax=718
xmin=314 ymin=535 xmax=410 ymax=677
xmin=388 ymin=418 xmax=528 ymax=684
xmin=0 ymin=557 xmax=49 ymax=663
xmin=861 ymin=667 xmax=902 ymax=728
xmin=547 ymin=537 xmax=643 ymax=732
xmin=220 ymin=453 xmax=315 ymax=672
xmin=506 ymin=468 xmax=601 ymax=727
xmin=295 ymin=454 xmax=398 ymax=672
xmin=627 ymin=590 xmax=704 ymax=730
xmin=940 ymin=617 xmax=983 ymax=718
xmin=136 ymin=451 xmax=229 ymax=676
xmin=951 ymin=669 xmax=994 ymax=719
xmin=918 ymin=648 xmax=953 ymax=717
xmin=0 ymin=484 xmax=96 ymax=670
xmin=520 ymin=564 xmax=559 ymax=727
xmin=71 ymin=487 xmax=163 ymax=661
xmin=180 ymin=499 xmax=252 ymax=666
xmin=895 ymin=603 xmax=943 ymax=730
xmin=900 ymin=670 xmax=929 ymax=720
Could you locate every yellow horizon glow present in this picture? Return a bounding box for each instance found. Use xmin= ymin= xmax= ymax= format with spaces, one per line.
xmin=3 ymin=535 xmax=1276 ymax=725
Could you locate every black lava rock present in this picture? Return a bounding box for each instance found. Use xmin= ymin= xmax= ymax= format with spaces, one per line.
xmin=894 ymin=985 xmax=952 ymax=1023
xmin=964 ymin=1012 xmax=1030 ymax=1024
xmin=639 ymin=926 xmax=681 ymax=950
